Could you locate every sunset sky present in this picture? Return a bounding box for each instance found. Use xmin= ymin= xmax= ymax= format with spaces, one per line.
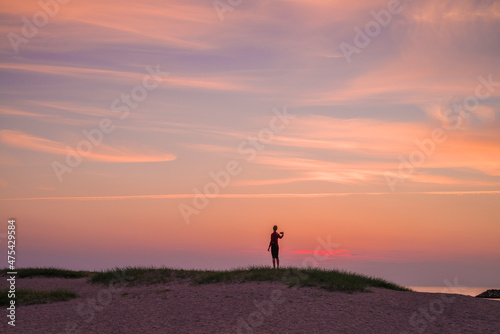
xmin=1 ymin=0 xmax=499 ymax=287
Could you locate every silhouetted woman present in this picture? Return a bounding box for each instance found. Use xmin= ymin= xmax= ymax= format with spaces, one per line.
xmin=267 ymin=225 xmax=284 ymax=269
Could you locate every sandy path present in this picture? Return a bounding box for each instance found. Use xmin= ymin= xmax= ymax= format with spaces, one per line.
xmin=1 ymin=277 xmax=499 ymax=333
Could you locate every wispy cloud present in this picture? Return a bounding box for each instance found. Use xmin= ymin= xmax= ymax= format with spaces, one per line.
xmin=0 ymin=130 xmax=176 ymax=163
xmin=1 ymin=1 xmax=217 ymax=51
xmin=0 ymin=107 xmax=49 ymax=118
xmin=0 ymin=63 xmax=264 ymax=93
xmin=230 ymin=115 xmax=500 ymax=187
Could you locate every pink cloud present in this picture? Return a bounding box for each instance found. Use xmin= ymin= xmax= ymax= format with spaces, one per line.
xmin=287 ymin=249 xmax=349 ymax=256
xmin=0 ymin=130 xmax=176 ymax=163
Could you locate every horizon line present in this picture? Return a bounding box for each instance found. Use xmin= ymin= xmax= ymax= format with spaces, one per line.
xmin=1 ymin=190 xmax=499 ymax=201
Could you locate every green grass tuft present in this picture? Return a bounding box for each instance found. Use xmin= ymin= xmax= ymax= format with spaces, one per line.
xmin=0 ymin=289 xmax=78 ymax=306
xmin=1 ymin=267 xmax=89 ymax=279
xmin=89 ymin=266 xmax=175 ymax=285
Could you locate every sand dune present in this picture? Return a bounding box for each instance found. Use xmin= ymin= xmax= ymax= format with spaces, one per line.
xmin=2 ymin=276 xmax=499 ymax=334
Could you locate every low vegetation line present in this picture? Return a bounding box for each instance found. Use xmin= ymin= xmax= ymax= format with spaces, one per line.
xmin=2 ymin=266 xmax=411 ymax=293
xmin=0 ymin=289 xmax=79 ymax=306
xmin=89 ymin=266 xmax=411 ymax=293
xmin=0 ymin=267 xmax=90 ymax=279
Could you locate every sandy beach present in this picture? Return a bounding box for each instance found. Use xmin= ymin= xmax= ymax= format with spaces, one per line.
xmin=2 ymin=276 xmax=499 ymax=334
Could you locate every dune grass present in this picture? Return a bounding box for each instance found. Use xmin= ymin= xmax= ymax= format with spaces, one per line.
xmin=90 ymin=266 xmax=411 ymax=293
xmin=1 ymin=267 xmax=90 ymax=279
xmin=3 ymin=266 xmax=410 ymax=293
xmin=0 ymin=289 xmax=78 ymax=306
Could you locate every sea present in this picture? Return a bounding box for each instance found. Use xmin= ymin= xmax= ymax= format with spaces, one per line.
xmin=409 ymin=286 xmax=500 ymax=301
